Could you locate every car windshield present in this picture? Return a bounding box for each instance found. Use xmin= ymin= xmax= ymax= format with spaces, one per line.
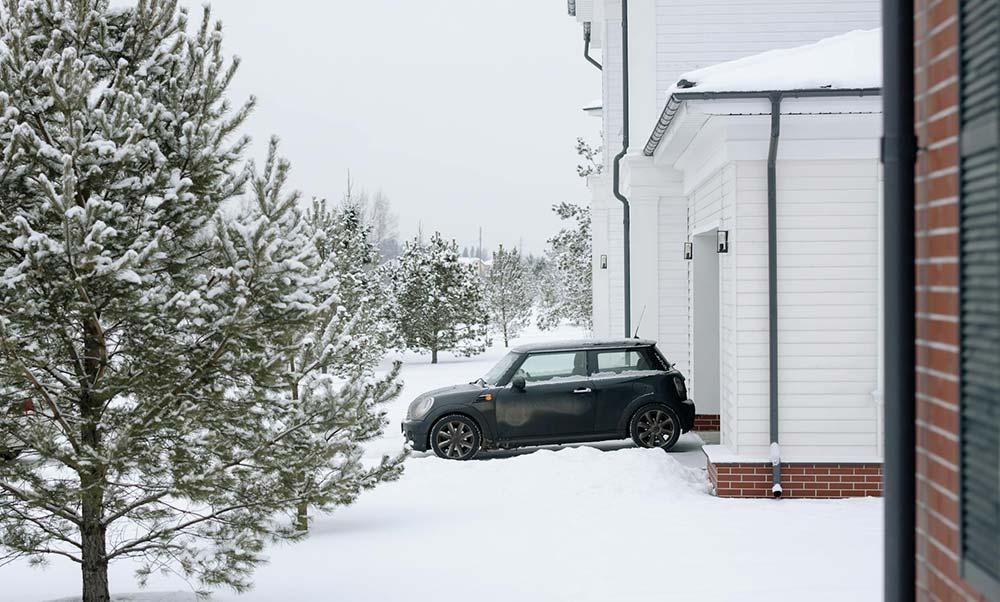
xmin=480 ymin=352 xmax=521 ymax=386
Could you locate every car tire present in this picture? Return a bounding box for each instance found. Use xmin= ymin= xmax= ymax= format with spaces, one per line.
xmin=629 ymin=404 xmax=682 ymax=451
xmin=430 ymin=414 xmax=481 ymax=461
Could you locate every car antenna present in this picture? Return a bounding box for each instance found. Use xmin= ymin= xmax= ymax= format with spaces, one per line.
xmin=632 ymin=305 xmax=646 ymax=339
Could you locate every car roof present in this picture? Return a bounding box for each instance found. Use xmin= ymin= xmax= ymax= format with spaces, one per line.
xmin=510 ymin=338 xmax=657 ymax=353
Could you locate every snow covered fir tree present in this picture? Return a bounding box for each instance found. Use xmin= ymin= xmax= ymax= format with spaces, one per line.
xmin=306 ymin=197 xmax=394 ymax=369
xmin=537 ymin=202 xmax=593 ymax=331
xmin=0 ymin=2 xmax=403 ymax=601
xmin=485 ymin=244 xmax=532 ymax=347
xmin=388 ymin=232 xmax=489 ymax=363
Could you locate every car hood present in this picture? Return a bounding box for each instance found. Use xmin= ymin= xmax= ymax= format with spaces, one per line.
xmin=419 ymin=383 xmax=484 ymax=401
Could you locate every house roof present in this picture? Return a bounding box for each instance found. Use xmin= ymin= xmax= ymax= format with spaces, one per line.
xmin=644 ymin=28 xmax=883 ymax=156
xmin=669 ymin=28 xmax=882 ymax=95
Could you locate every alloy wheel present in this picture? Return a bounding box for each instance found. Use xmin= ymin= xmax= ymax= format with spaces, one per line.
xmin=435 ymin=420 xmax=476 ymax=459
xmin=636 ymin=409 xmax=676 ymax=448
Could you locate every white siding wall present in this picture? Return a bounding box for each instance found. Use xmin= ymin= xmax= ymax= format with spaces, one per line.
xmin=601 ymin=2 xmax=623 ymax=171
xmin=732 ymin=159 xmax=881 ymax=459
xmin=592 ymin=197 xmax=625 ymax=338
xmin=656 ymin=191 xmax=688 ymax=373
xmin=684 ymin=166 xmax=738 ymax=441
xmin=653 ymin=0 xmax=881 ymax=101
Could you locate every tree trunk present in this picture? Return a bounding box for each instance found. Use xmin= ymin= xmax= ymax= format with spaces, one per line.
xmin=295 ymin=501 xmax=309 ymax=531
xmin=290 ymin=370 xmax=310 ymax=532
xmin=80 ymin=317 xmax=110 ymax=602
xmin=81 ymin=500 xmax=110 ymax=602
xmin=503 ymin=324 xmax=508 ymax=348
xmin=431 ymin=347 xmax=438 ymax=364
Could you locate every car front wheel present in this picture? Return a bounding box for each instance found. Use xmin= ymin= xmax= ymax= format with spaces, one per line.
xmin=430 ymin=415 xmax=481 ymax=460
xmin=630 ymin=404 xmax=682 ymax=451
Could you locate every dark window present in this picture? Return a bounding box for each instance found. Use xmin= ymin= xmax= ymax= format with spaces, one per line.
xmin=592 ymin=348 xmax=659 ymax=376
xmin=515 ymin=352 xmax=587 ymax=384
xmin=958 ymin=0 xmax=1000 ymax=594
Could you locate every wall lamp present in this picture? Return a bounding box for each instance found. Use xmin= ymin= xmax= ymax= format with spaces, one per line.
xmin=717 ymin=230 xmax=730 ymax=254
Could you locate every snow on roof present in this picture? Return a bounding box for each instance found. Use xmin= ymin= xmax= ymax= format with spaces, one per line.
xmin=669 ymin=28 xmax=882 ymax=96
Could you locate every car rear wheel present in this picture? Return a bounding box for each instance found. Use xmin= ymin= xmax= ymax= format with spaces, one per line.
xmin=630 ymin=404 xmax=681 ymax=451
xmin=430 ymin=415 xmax=481 ymax=460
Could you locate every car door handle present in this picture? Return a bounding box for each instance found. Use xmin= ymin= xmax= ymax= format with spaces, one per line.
xmin=573 ymin=387 xmax=593 ymax=394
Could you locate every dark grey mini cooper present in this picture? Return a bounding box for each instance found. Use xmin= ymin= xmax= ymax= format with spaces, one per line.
xmin=402 ymin=339 xmax=695 ymax=460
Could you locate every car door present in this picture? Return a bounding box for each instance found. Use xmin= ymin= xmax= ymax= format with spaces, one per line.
xmin=495 ymin=350 xmax=596 ymax=440
xmin=588 ymin=347 xmax=661 ymax=433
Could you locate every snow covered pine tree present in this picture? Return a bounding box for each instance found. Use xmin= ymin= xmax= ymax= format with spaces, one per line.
xmin=389 ymin=232 xmax=488 ymax=364
xmin=0 ymin=3 xmax=403 ymax=600
xmin=537 ymin=202 xmax=593 ymax=331
xmin=485 ymin=244 xmax=532 ymax=347
xmin=306 ymin=197 xmax=394 ymax=370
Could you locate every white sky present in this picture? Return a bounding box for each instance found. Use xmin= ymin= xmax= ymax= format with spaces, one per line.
xmin=190 ymin=0 xmax=601 ymax=254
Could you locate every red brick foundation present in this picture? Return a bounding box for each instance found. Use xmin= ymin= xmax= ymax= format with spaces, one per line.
xmin=708 ymin=461 xmax=883 ymax=499
xmin=693 ymin=414 xmax=720 ymax=431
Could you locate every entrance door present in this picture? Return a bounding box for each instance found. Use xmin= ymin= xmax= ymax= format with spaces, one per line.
xmin=496 ymin=351 xmax=596 ymax=440
xmin=692 ymin=231 xmax=721 ymax=418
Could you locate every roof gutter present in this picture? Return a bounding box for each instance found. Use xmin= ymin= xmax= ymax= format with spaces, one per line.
xmin=642 ymin=86 xmax=883 ymax=497
xmin=642 ymin=87 xmax=883 ymax=157
xmin=583 ymin=22 xmax=602 ymax=71
xmin=612 ymin=0 xmax=631 ymax=338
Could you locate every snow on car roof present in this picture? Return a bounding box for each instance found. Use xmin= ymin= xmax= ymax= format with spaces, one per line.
xmin=667 ymin=28 xmax=882 ymax=96
xmin=511 ymin=339 xmax=657 ymax=353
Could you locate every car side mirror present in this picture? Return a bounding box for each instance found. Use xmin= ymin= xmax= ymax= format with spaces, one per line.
xmin=511 ymin=374 xmax=526 ymax=391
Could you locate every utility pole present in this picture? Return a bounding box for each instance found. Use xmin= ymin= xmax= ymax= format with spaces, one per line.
xmin=478 ymin=227 xmax=483 ymax=259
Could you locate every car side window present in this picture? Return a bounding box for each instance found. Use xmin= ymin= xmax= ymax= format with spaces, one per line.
xmin=592 ymin=349 xmax=659 ymax=376
xmin=514 ymin=351 xmax=587 ymax=384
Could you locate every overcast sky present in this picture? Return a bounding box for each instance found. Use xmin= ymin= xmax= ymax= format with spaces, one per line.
xmin=191 ymin=0 xmax=600 ymax=254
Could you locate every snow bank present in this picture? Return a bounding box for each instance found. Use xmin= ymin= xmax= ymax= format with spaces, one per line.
xmin=8 ymin=325 xmax=883 ymax=602
xmin=669 ymin=28 xmax=882 ymax=96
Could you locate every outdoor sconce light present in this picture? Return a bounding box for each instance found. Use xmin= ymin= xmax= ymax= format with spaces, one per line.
xmin=600 ymin=254 xmax=608 ymax=269
xmin=683 ymin=242 xmax=693 ymax=260
xmin=717 ymin=230 xmax=729 ymax=254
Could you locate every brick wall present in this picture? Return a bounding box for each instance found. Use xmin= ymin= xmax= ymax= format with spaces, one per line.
xmin=693 ymin=414 xmax=720 ymax=431
xmin=708 ymin=461 xmax=882 ymax=499
xmin=913 ymin=0 xmax=988 ymax=600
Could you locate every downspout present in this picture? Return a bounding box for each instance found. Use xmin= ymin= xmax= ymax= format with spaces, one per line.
xmin=612 ymin=0 xmax=631 ymax=338
xmin=583 ymin=22 xmax=602 ymax=71
xmin=883 ymin=0 xmax=917 ymax=597
xmin=767 ymin=93 xmax=783 ymax=498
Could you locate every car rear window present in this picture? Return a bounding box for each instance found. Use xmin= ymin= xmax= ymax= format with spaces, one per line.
xmin=592 ymin=348 xmax=660 ymax=375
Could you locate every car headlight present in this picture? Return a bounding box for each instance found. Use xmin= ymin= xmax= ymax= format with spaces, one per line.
xmin=408 ymin=397 xmax=434 ymax=420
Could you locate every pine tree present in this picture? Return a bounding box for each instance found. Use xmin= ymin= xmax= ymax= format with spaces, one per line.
xmin=389 ymin=233 xmax=488 ymax=364
xmin=0 ymin=3 xmax=402 ymax=600
xmin=538 ymin=203 xmax=593 ymax=330
xmin=485 ymin=245 xmax=532 ymax=347
xmin=306 ymin=197 xmax=393 ymax=369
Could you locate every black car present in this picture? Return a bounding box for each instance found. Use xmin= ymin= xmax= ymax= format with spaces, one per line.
xmin=402 ymin=339 xmax=695 ymax=460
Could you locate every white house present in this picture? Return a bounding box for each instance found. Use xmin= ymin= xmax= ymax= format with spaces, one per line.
xmin=566 ymin=1 xmax=885 ymax=498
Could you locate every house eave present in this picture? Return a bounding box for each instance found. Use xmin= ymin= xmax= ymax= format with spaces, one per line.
xmin=643 ymin=87 xmax=883 ymax=157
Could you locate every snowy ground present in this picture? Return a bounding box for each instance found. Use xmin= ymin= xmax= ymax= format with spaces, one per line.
xmin=5 ymin=326 xmax=883 ymax=602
